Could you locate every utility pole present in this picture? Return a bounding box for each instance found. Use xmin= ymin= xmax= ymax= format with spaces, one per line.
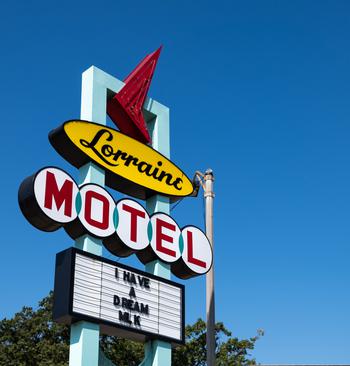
xmin=196 ymin=169 xmax=215 ymax=366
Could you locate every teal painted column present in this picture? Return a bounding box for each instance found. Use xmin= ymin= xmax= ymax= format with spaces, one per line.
xmin=67 ymin=66 xmax=172 ymax=366
xmin=142 ymin=99 xmax=172 ymax=366
xmin=69 ymin=66 xmax=123 ymax=366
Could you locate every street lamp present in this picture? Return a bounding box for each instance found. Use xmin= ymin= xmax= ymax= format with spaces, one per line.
xmin=195 ymin=169 xmax=215 ymax=366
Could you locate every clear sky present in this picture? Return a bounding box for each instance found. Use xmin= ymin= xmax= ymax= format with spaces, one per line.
xmin=1 ymin=0 xmax=350 ymax=364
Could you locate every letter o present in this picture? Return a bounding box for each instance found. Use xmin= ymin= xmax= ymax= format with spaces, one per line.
xmin=77 ymin=184 xmax=116 ymax=237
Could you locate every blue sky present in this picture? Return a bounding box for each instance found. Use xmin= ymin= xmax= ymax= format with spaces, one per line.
xmin=1 ymin=0 xmax=350 ymax=363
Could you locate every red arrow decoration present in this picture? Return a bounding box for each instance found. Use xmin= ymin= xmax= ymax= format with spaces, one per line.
xmin=107 ymin=47 xmax=162 ymax=144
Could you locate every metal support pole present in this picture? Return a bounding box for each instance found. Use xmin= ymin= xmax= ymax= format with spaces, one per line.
xmin=204 ymin=169 xmax=215 ymax=366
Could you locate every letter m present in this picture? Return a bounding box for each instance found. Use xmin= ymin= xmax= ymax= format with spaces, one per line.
xmin=44 ymin=171 xmax=73 ymax=217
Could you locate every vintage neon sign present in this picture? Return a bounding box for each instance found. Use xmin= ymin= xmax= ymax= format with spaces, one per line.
xmin=106 ymin=47 xmax=162 ymax=144
xmin=49 ymin=120 xmax=194 ymax=200
xmin=18 ymin=167 xmax=212 ymax=279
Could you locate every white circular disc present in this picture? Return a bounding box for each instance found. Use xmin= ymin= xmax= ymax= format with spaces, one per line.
xmin=181 ymin=226 xmax=212 ymax=275
xmin=150 ymin=213 xmax=181 ymax=263
xmin=34 ymin=167 xmax=78 ymax=224
xmin=116 ymin=199 xmax=150 ymax=251
xmin=78 ymin=184 xmax=116 ymax=238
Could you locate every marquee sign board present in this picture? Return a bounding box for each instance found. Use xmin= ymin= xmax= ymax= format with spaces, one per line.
xmin=53 ymin=247 xmax=185 ymax=345
xmin=18 ymin=166 xmax=213 ymax=279
xmin=49 ymin=120 xmax=194 ymax=201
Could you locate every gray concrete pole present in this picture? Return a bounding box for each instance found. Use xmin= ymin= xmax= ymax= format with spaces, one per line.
xmin=204 ymin=169 xmax=215 ymax=366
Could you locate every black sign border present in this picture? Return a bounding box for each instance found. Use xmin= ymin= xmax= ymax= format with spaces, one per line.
xmin=53 ymin=247 xmax=185 ymax=345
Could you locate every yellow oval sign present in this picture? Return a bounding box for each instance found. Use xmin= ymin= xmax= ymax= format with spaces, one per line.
xmin=49 ymin=120 xmax=194 ymax=200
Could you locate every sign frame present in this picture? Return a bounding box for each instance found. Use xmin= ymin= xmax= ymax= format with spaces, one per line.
xmin=53 ymin=247 xmax=185 ymax=345
xmin=16 ymin=64 xmax=180 ymax=365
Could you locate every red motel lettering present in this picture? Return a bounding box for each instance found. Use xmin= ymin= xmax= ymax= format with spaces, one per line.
xmin=156 ymin=218 xmax=176 ymax=257
xmin=84 ymin=190 xmax=110 ymax=230
xmin=18 ymin=167 xmax=212 ymax=279
xmin=44 ymin=171 xmax=73 ymax=217
xmin=186 ymin=230 xmax=206 ymax=269
xmin=122 ymin=204 xmax=146 ymax=242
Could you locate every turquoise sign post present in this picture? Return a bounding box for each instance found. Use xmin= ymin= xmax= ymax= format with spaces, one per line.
xmin=69 ymin=66 xmax=172 ymax=366
xmin=144 ymin=97 xmax=172 ymax=366
xmin=69 ymin=66 xmax=122 ymax=366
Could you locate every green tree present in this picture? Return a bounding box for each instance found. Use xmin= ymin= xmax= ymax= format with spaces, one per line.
xmin=172 ymin=319 xmax=262 ymax=366
xmin=99 ymin=335 xmax=143 ymax=366
xmin=0 ymin=293 xmax=261 ymax=365
xmin=0 ymin=293 xmax=69 ymax=366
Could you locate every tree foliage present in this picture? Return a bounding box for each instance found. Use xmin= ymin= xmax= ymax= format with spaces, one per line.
xmin=172 ymin=319 xmax=261 ymax=366
xmin=0 ymin=293 xmax=69 ymax=366
xmin=0 ymin=293 xmax=261 ymax=365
